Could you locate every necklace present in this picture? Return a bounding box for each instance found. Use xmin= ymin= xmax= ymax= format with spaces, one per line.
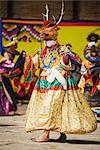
xmin=40 ymin=45 xmax=59 ymax=69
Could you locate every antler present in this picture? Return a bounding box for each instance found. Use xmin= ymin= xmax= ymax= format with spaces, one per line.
xmin=42 ymin=4 xmax=49 ymax=20
xmin=56 ymin=1 xmax=65 ymax=25
xmin=52 ymin=14 xmax=56 ymax=24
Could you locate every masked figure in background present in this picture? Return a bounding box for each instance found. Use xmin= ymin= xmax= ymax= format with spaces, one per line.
xmin=25 ymin=3 xmax=97 ymax=142
xmin=62 ymin=43 xmax=82 ymax=85
xmin=79 ymin=33 xmax=100 ymax=106
xmin=0 ymin=38 xmax=20 ymax=115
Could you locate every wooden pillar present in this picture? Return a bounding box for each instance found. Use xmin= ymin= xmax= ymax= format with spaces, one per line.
xmin=7 ymin=1 xmax=13 ymax=17
xmin=73 ymin=1 xmax=79 ymax=20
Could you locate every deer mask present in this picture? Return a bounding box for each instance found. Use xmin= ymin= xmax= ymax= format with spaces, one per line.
xmin=40 ymin=2 xmax=64 ymax=41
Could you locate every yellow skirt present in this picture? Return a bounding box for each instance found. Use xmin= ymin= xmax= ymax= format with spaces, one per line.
xmin=25 ymin=89 xmax=97 ymax=134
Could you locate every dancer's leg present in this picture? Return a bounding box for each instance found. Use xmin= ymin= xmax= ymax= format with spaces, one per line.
xmin=31 ymin=130 xmax=50 ymax=142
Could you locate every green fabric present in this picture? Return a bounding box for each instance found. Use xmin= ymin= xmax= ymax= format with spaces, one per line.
xmin=35 ymin=76 xmax=77 ymax=90
xmin=25 ymin=69 xmax=32 ymax=82
xmin=35 ymin=78 xmax=61 ymax=89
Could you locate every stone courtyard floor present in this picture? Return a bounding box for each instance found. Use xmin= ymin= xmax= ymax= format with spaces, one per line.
xmin=0 ymin=104 xmax=100 ymax=150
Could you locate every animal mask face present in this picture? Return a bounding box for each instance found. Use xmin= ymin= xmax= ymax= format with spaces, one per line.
xmin=40 ymin=21 xmax=60 ymax=40
xmin=40 ymin=2 xmax=64 ymax=41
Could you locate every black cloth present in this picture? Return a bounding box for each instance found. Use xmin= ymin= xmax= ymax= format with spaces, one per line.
xmin=2 ymin=75 xmax=17 ymax=111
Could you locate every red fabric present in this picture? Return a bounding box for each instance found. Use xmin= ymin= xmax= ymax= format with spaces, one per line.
xmin=10 ymin=68 xmax=21 ymax=76
xmin=23 ymin=56 xmax=32 ymax=79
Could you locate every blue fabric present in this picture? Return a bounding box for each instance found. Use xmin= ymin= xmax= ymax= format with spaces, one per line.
xmin=66 ymin=52 xmax=74 ymax=56
xmin=0 ymin=19 xmax=2 ymax=55
xmin=84 ymin=54 xmax=100 ymax=63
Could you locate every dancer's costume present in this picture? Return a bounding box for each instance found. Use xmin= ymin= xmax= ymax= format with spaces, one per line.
xmin=79 ymin=41 xmax=100 ymax=96
xmin=0 ymin=41 xmax=20 ymax=115
xmin=25 ymin=4 xmax=97 ymax=134
xmin=10 ymin=51 xmax=38 ymax=99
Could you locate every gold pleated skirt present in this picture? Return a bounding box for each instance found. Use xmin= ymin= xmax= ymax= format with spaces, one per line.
xmin=25 ymin=89 xmax=97 ymax=134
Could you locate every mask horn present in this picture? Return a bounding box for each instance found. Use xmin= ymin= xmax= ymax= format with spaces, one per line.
xmin=56 ymin=1 xmax=65 ymax=25
xmin=42 ymin=4 xmax=49 ymax=21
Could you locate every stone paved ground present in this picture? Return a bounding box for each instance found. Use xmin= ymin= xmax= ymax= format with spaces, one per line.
xmin=0 ymin=104 xmax=100 ymax=150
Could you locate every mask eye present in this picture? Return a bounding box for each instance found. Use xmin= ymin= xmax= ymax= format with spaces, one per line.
xmin=66 ymin=46 xmax=70 ymax=50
